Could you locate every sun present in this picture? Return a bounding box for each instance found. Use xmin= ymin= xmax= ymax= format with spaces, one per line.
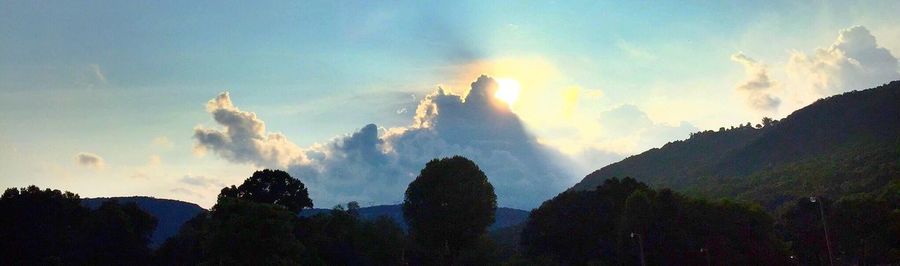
xmin=494 ymin=78 xmax=521 ymax=107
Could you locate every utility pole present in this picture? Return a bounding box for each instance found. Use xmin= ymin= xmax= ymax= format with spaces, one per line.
xmin=631 ymin=232 xmax=646 ymax=266
xmin=700 ymin=248 xmax=711 ymax=266
xmin=810 ymin=197 xmax=834 ymax=266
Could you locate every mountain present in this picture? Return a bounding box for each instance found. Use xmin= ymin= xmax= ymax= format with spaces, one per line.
xmin=301 ymin=204 xmax=530 ymax=231
xmin=81 ymin=197 xmax=206 ymax=248
xmin=572 ymin=81 xmax=900 ymax=209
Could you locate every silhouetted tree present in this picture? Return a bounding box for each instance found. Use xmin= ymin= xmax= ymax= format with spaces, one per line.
xmin=154 ymin=214 xmax=207 ymax=266
xmin=79 ymin=201 xmax=157 ymax=265
xmin=203 ymin=198 xmax=308 ymax=265
xmin=297 ymin=204 xmax=407 ymax=265
xmin=403 ymin=156 xmax=497 ymax=264
xmin=521 ymin=178 xmax=789 ymax=265
xmin=781 ymin=195 xmax=900 ymax=265
xmin=761 ymin=117 xmax=775 ymax=127
xmin=0 ymin=186 xmax=87 ymax=264
xmin=219 ymin=169 xmax=313 ymax=213
xmin=1 ymin=186 xmax=158 ymax=265
xmin=347 ymin=201 xmax=361 ymax=217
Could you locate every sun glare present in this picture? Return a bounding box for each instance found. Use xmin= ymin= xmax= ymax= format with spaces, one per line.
xmin=495 ymin=78 xmax=521 ymax=107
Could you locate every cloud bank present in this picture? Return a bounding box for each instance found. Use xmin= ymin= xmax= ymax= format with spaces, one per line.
xmin=194 ymin=75 xmax=573 ymax=209
xmin=787 ymin=25 xmax=899 ymax=95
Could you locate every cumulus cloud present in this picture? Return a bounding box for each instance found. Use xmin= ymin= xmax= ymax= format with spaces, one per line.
xmin=75 ymin=152 xmax=104 ymax=169
xmin=787 ymin=25 xmax=899 ymax=95
xmin=731 ymin=52 xmax=781 ymax=111
xmin=193 ymin=92 xmax=305 ymax=168
xmin=194 ymin=76 xmax=574 ymax=209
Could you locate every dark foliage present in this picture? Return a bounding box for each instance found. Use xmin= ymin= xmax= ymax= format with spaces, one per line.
xmin=153 ymin=214 xmax=207 ymax=266
xmin=219 ymin=169 xmax=313 ymax=213
xmin=82 ymin=196 xmax=205 ymax=248
xmin=0 ymin=186 xmax=87 ymax=264
xmin=300 ymin=204 xmax=530 ymax=232
xmin=780 ymin=189 xmax=900 ymax=265
xmin=521 ymin=178 xmax=789 ymax=265
xmin=297 ymin=204 xmax=407 ymax=265
xmin=0 ymin=186 xmax=157 ymax=265
xmin=202 ymin=198 xmax=308 ymax=265
xmin=79 ymin=201 xmax=158 ymax=265
xmin=403 ymin=156 xmax=498 ymax=264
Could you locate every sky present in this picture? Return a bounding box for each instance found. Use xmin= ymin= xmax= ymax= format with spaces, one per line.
xmin=1 ymin=1 xmax=899 ymax=209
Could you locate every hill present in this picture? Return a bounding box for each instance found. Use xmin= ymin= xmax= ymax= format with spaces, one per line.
xmin=301 ymin=204 xmax=530 ymax=231
xmin=82 ymin=197 xmax=206 ymax=248
xmin=572 ymin=81 xmax=900 ymax=209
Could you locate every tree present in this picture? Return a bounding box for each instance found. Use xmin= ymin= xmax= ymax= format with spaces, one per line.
xmin=0 ymin=186 xmax=87 ymax=264
xmin=1 ymin=186 xmax=158 ymax=265
xmin=296 ymin=204 xmax=407 ymax=265
xmin=520 ymin=178 xmax=789 ymax=265
xmin=761 ymin=117 xmax=775 ymax=127
xmin=80 ymin=201 xmax=157 ymax=265
xmin=202 ymin=198 xmax=308 ymax=265
xmin=403 ymin=156 xmax=497 ymax=263
xmin=219 ymin=169 xmax=313 ymax=213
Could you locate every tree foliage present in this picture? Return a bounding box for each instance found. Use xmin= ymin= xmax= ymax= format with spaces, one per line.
xmin=0 ymin=186 xmax=157 ymax=265
xmin=403 ymin=156 xmax=498 ymax=263
xmin=521 ymin=177 xmax=789 ymax=265
xmin=202 ymin=198 xmax=308 ymax=265
xmin=297 ymin=204 xmax=407 ymax=265
xmin=219 ymin=169 xmax=313 ymax=213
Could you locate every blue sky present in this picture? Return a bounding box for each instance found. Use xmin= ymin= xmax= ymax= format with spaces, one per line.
xmin=2 ymin=1 xmax=899 ymax=208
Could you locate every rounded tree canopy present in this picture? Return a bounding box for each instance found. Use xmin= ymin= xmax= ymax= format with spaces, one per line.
xmin=218 ymin=169 xmax=313 ymax=213
xmin=402 ymin=156 xmax=497 ymax=253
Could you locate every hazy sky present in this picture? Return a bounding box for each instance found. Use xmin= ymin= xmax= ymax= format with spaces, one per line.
xmin=2 ymin=1 xmax=899 ymax=208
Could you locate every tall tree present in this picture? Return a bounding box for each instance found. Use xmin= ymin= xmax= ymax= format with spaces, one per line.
xmin=202 ymin=198 xmax=307 ymax=265
xmin=219 ymin=169 xmax=313 ymax=213
xmin=403 ymin=156 xmax=497 ymax=263
xmin=0 ymin=186 xmax=86 ymax=264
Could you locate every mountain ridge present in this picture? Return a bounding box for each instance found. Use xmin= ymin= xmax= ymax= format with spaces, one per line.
xmin=572 ymin=80 xmax=900 ymax=209
xmin=82 ymin=197 xmax=530 ymax=248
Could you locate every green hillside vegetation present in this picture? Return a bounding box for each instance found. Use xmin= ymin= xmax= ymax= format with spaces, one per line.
xmin=573 ymin=81 xmax=900 ymax=210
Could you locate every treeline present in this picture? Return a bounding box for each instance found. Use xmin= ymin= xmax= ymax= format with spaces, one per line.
xmin=1 ymin=156 xmax=500 ymax=265
xmin=3 ymin=157 xmax=898 ymax=265
xmin=0 ymin=186 xmax=157 ymax=264
xmin=517 ymin=177 xmax=900 ymax=265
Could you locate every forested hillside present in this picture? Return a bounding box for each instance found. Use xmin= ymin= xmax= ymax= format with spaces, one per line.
xmin=573 ymin=81 xmax=900 ymax=209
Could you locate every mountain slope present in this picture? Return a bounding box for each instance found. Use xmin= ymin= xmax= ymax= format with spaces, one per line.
xmin=572 ymin=81 xmax=900 ymax=208
xmin=301 ymin=204 xmax=530 ymax=231
xmin=82 ymin=197 xmax=206 ymax=248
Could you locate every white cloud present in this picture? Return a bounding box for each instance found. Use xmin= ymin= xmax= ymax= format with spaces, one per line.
xmin=194 ymin=76 xmax=574 ymax=209
xmin=731 ymin=52 xmax=781 ymax=111
xmin=75 ymin=152 xmax=105 ymax=169
xmin=193 ymin=92 xmax=306 ymax=168
xmin=787 ymin=25 xmax=899 ymax=96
